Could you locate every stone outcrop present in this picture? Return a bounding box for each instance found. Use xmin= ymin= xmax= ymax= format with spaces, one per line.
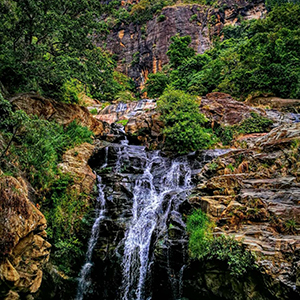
xmin=190 ymin=123 xmax=300 ymax=298
xmin=246 ymin=96 xmax=300 ymax=112
xmin=104 ymin=0 xmax=266 ymax=88
xmin=10 ymin=93 xmax=105 ymax=136
xmin=0 ymin=174 xmax=50 ymax=299
xmin=95 ymin=99 xmax=164 ymax=146
xmin=58 ymin=143 xmax=96 ymax=195
xmin=200 ymin=92 xmax=265 ymax=126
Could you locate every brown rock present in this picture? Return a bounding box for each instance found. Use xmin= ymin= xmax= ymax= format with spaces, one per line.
xmin=104 ymin=0 xmax=266 ymax=89
xmin=192 ymin=123 xmax=300 ymax=295
xmin=246 ymin=96 xmax=300 ymax=112
xmin=0 ymin=174 xmax=50 ymax=298
xmin=200 ymin=92 xmax=264 ymax=126
xmin=10 ymin=93 xmax=104 ymax=136
xmin=57 ymin=143 xmax=96 ymax=194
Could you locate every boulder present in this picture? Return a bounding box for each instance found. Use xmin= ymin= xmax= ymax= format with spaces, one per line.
xmin=200 ymin=92 xmax=264 ymax=126
xmin=0 ymin=174 xmax=50 ymax=299
xmin=10 ymin=93 xmax=105 ymax=136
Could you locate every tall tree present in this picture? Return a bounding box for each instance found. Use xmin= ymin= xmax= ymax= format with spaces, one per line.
xmin=0 ymin=0 xmax=120 ymax=101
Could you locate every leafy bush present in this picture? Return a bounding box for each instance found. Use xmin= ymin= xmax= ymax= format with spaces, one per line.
xmin=147 ymin=4 xmax=300 ymax=100
xmin=167 ymin=35 xmax=195 ymax=68
xmin=143 ymin=72 xmax=169 ymax=98
xmin=237 ymin=112 xmax=273 ymax=134
xmin=90 ymin=108 xmax=98 ymax=115
xmin=157 ymin=89 xmax=217 ymax=153
xmin=0 ymin=0 xmax=124 ymax=101
xmin=157 ymin=14 xmax=166 ymax=22
xmin=187 ymin=209 xmax=257 ymax=276
xmin=116 ymin=119 xmax=129 ymax=126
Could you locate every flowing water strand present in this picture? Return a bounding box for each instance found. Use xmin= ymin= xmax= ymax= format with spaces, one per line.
xmin=75 ymin=175 xmax=106 ymax=300
xmin=121 ymin=153 xmax=192 ymax=300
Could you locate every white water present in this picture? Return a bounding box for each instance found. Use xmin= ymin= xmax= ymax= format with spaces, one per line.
xmin=121 ymin=150 xmax=192 ymax=300
xmin=75 ymin=175 xmax=106 ymax=300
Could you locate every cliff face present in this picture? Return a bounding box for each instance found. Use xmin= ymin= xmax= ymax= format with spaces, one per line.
xmin=189 ymin=123 xmax=300 ymax=298
xmin=104 ymin=0 xmax=266 ymax=89
xmin=0 ymin=173 xmax=50 ymax=300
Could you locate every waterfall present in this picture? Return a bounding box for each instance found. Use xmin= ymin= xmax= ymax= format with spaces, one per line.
xmin=75 ymin=175 xmax=107 ymax=300
xmin=121 ymin=151 xmax=192 ymax=300
xmin=77 ymin=137 xmax=230 ymax=300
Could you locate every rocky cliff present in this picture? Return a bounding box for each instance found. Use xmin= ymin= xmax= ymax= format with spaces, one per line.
xmin=188 ymin=123 xmax=300 ymax=298
xmin=104 ymin=0 xmax=266 ymax=89
xmin=0 ymin=172 xmax=50 ymax=300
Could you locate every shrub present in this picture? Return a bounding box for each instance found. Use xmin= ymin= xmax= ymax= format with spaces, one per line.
xmin=157 ymin=14 xmax=166 ymax=22
xmin=237 ymin=112 xmax=273 ymax=134
xmin=116 ymin=119 xmax=129 ymax=126
xmin=186 ymin=209 xmax=257 ymax=276
xmin=143 ymin=72 xmax=169 ymax=98
xmin=157 ymin=89 xmax=217 ymax=154
xmin=90 ymin=108 xmax=98 ymax=115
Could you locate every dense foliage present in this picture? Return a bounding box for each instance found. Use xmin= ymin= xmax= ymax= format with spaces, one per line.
xmin=0 ymin=0 xmax=131 ymax=102
xmin=0 ymin=97 xmax=94 ymax=274
xmin=144 ymin=4 xmax=300 ymax=100
xmin=187 ymin=209 xmax=257 ymax=276
xmin=157 ymin=89 xmax=217 ymax=153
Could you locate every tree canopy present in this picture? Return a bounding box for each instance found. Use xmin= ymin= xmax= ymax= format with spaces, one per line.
xmin=0 ymin=0 xmax=124 ymax=101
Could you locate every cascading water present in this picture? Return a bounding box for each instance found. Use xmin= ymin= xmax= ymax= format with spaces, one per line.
xmin=78 ymin=131 xmax=231 ymax=300
xmin=75 ymin=175 xmax=107 ymax=300
xmin=121 ymin=151 xmax=192 ymax=300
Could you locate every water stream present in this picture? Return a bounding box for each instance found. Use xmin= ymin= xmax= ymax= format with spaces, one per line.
xmin=75 ymin=175 xmax=107 ymax=300
xmin=76 ymin=136 xmax=229 ymax=300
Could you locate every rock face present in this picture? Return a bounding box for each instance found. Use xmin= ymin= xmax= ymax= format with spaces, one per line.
xmin=200 ymin=92 xmax=265 ymax=126
xmin=104 ymin=0 xmax=266 ymax=89
xmin=189 ymin=123 xmax=300 ymax=299
xmin=0 ymin=174 xmax=50 ymax=299
xmin=95 ymin=99 xmax=164 ymax=146
xmin=58 ymin=143 xmax=96 ymax=194
xmin=246 ymin=96 xmax=300 ymax=112
xmin=10 ymin=93 xmax=105 ymax=136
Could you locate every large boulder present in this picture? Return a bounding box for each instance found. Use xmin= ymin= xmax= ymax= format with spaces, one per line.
xmin=10 ymin=93 xmax=105 ymax=136
xmin=0 ymin=174 xmax=51 ymax=299
xmin=200 ymin=92 xmax=264 ymax=126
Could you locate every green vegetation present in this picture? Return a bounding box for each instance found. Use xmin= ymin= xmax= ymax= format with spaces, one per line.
xmin=157 ymin=89 xmax=217 ymax=153
xmin=116 ymin=119 xmax=129 ymax=126
xmin=237 ymin=112 xmax=273 ymax=134
xmin=90 ymin=108 xmax=98 ymax=115
xmin=0 ymin=0 xmax=130 ymax=102
xmin=143 ymin=72 xmax=169 ymax=98
xmin=157 ymin=14 xmax=166 ymax=22
xmin=144 ymin=4 xmax=300 ymax=100
xmin=187 ymin=209 xmax=257 ymax=276
xmin=0 ymin=97 xmax=94 ymax=275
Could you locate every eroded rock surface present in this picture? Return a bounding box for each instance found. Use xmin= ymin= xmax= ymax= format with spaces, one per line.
xmin=200 ymin=92 xmax=264 ymax=126
xmin=191 ymin=123 xmax=300 ymax=298
xmin=10 ymin=93 xmax=105 ymax=136
xmin=95 ymin=99 xmax=164 ymax=146
xmin=58 ymin=143 xmax=96 ymax=195
xmin=0 ymin=174 xmax=50 ymax=299
xmin=104 ymin=0 xmax=266 ymax=88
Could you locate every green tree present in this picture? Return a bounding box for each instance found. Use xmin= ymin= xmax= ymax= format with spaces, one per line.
xmin=157 ymin=89 xmax=216 ymax=154
xmin=0 ymin=0 xmax=121 ymax=101
xmin=143 ymin=72 xmax=169 ymax=98
xmin=167 ymin=34 xmax=195 ymax=68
